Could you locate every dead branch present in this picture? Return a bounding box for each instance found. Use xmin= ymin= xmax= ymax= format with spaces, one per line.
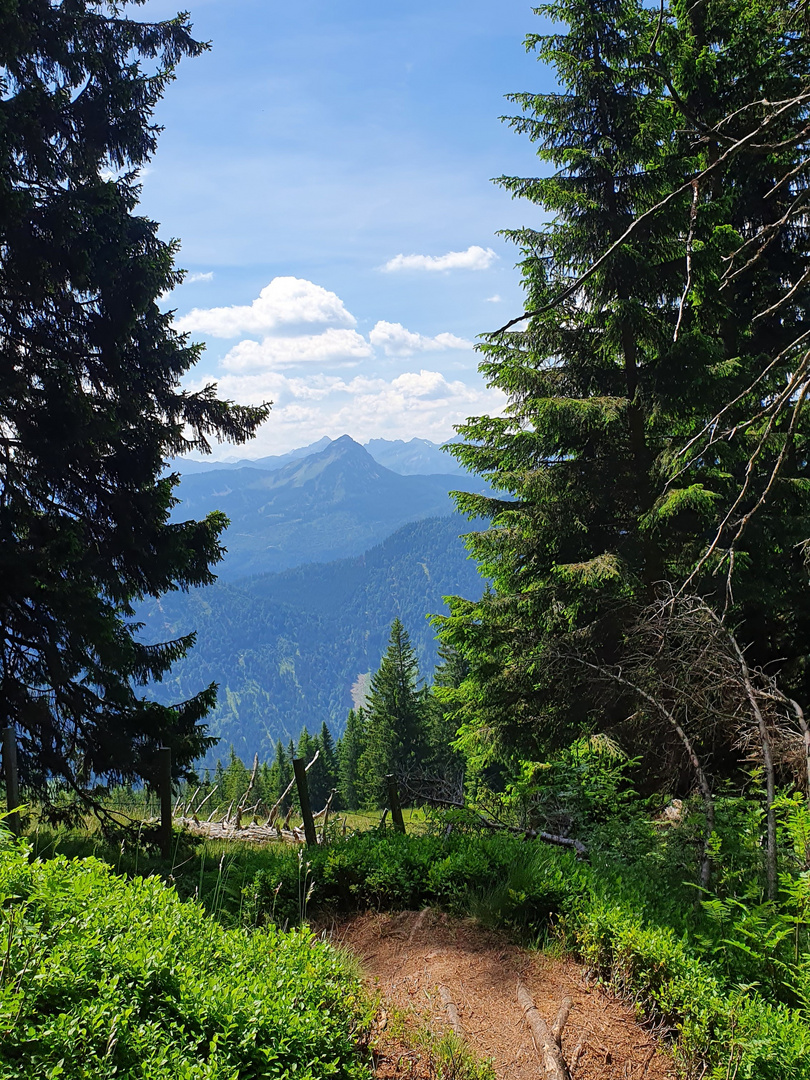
xmin=573 ymin=655 xmax=715 ymax=889
xmin=517 ymin=980 xmax=572 ymax=1080
xmin=492 ymin=88 xmax=810 ymax=336
xmin=673 ymin=179 xmax=700 ymax=342
xmin=236 ymin=753 xmax=259 ymax=813
xmin=320 ymin=788 xmax=336 ymax=841
xmin=266 ymin=749 xmax=320 ymax=822
xmin=194 ymin=784 xmax=219 ymax=820
xmin=704 ymin=602 xmax=777 ymax=899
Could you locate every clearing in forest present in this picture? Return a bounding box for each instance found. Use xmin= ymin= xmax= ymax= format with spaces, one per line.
xmin=331 ymin=910 xmax=676 ymax=1080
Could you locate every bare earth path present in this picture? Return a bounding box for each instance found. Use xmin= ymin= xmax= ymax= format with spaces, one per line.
xmin=330 ymin=911 xmax=676 ymax=1080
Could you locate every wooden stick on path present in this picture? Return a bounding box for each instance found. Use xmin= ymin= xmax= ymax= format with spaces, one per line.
xmin=517 ymin=980 xmax=572 ymax=1080
xmin=439 ymin=985 xmax=465 ymax=1041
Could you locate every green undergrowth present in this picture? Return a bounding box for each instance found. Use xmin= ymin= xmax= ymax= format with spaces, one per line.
xmin=0 ymin=834 xmax=372 ymax=1080
xmin=27 ymin=802 xmax=810 ymax=1077
xmin=241 ymin=827 xmax=810 ymax=1079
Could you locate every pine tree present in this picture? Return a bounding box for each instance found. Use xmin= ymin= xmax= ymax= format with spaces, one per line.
xmin=221 ymin=747 xmax=249 ymax=806
xmin=0 ymin=1 xmax=268 ymax=810
xmin=359 ymin=619 xmax=428 ymax=807
xmin=317 ymin=721 xmax=338 ymax=807
xmin=299 ymin=725 xmax=331 ymax=810
xmin=267 ymin=740 xmax=291 ymax=809
xmin=436 ymin=0 xmax=810 ymax=767
xmin=337 ymin=707 xmax=366 ymax=810
xmin=256 ymin=761 xmax=273 ymax=808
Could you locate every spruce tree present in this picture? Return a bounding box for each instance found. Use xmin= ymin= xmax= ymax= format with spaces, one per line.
xmin=359 ymin=619 xmax=428 ymax=806
xmin=267 ymin=740 xmax=291 ymax=809
xmin=317 ymin=721 xmax=338 ymax=806
xmin=436 ymin=0 xmax=810 ymax=766
xmin=299 ymin=725 xmax=330 ymax=810
xmin=221 ymin=748 xmax=249 ymax=806
xmin=0 ymin=1 xmax=268 ymax=810
xmin=337 ymin=708 xmax=365 ymax=810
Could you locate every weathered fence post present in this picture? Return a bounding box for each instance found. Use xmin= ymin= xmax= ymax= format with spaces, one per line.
xmin=386 ymin=774 xmax=406 ymax=834
xmin=292 ymin=757 xmax=318 ymax=846
xmin=2 ymin=727 xmax=20 ymax=836
xmin=158 ymin=746 xmax=172 ymax=859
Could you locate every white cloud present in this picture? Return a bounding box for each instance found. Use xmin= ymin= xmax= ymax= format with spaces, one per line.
xmin=185 ymin=271 xmax=214 ymax=284
xmin=222 ymin=328 xmax=372 ymax=371
xmin=485 ymin=294 xmax=502 ymax=303
xmin=190 ymin=368 xmax=506 ymax=455
xmin=369 ymin=320 xmax=472 ymax=357
xmin=381 ymin=245 xmax=497 ymax=273
xmin=174 ymin=276 xmax=356 ymax=337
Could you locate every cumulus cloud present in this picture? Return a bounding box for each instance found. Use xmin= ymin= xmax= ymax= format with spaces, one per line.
xmin=381 ymin=245 xmax=497 ymax=273
xmin=485 ymin=294 xmax=502 ymax=303
xmin=369 ymin=320 xmax=472 ymax=357
xmin=188 ymin=368 xmax=506 ymax=454
xmin=185 ymin=271 xmax=214 ymax=284
xmin=174 ymin=276 xmax=356 ymax=337
xmin=222 ymin=328 xmax=372 ymax=371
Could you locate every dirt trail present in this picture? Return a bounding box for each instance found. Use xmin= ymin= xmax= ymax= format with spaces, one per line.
xmin=331 ymin=910 xmax=676 ymax=1080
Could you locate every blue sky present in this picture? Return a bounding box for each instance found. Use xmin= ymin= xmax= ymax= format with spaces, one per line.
xmin=138 ymin=0 xmax=554 ymax=456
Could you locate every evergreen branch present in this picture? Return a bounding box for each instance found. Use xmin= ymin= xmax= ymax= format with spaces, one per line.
xmin=491 ymin=88 xmax=810 ymax=336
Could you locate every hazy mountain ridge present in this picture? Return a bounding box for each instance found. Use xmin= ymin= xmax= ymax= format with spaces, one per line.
xmin=173 ymin=435 xmax=489 ymax=581
xmin=170 ymin=435 xmax=468 ymax=478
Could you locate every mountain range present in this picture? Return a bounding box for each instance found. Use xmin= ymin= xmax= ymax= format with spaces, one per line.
xmin=172 ymin=435 xmax=489 ymax=580
xmin=171 ymin=435 xmax=467 ymax=477
xmin=137 ymin=432 xmax=490 ymax=761
xmin=140 ymin=515 xmax=485 ymax=762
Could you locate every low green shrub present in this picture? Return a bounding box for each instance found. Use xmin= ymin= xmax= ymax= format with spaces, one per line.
xmin=244 ymin=831 xmax=584 ymax=930
xmin=245 ymin=827 xmax=810 ymax=1078
xmin=0 ymin=836 xmax=371 ymax=1079
xmin=575 ymin=899 xmax=810 ymax=1079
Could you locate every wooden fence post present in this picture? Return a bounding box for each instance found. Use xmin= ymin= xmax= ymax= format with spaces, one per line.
xmin=158 ymin=746 xmax=172 ymax=860
xmin=2 ymin=727 xmax=20 ymax=836
xmin=386 ymin=774 xmax=406 ymax=834
xmin=292 ymin=757 xmax=318 ymax=846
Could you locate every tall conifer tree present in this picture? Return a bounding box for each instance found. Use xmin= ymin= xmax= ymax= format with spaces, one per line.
xmin=337 ymin=708 xmax=365 ymax=810
xmin=359 ymin=619 xmax=428 ymax=806
xmin=0 ymin=2 xmax=268 ymax=809
xmin=437 ymin=0 xmax=810 ymax=766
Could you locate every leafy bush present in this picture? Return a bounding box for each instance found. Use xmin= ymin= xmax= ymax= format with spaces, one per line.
xmin=575 ymin=899 xmax=810 ymax=1079
xmin=0 ymin=836 xmax=370 ymax=1079
xmin=244 ymin=830 xmax=585 ymax=930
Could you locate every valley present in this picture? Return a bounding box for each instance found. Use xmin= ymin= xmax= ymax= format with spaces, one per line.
xmin=139 ymin=436 xmax=488 ymax=759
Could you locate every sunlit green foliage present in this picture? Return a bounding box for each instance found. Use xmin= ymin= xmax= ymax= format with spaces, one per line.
xmin=436 ymin=0 xmax=810 ymax=772
xmin=0 ymin=835 xmax=369 ymax=1080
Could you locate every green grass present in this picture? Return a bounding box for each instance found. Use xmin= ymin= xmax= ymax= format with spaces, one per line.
xmin=25 ymin=806 xmax=430 ymax=925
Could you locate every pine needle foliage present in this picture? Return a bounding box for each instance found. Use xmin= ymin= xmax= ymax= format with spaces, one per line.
xmin=0 ymin=2 xmax=268 ymax=811
xmin=436 ymin=0 xmax=810 ymax=763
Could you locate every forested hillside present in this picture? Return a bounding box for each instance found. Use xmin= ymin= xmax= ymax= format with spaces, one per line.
xmin=172 ymin=435 xmax=490 ymax=580
xmin=138 ymin=515 xmax=485 ymax=761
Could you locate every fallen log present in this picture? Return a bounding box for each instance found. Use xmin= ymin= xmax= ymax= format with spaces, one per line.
xmin=517 ymin=980 xmax=571 ymax=1080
